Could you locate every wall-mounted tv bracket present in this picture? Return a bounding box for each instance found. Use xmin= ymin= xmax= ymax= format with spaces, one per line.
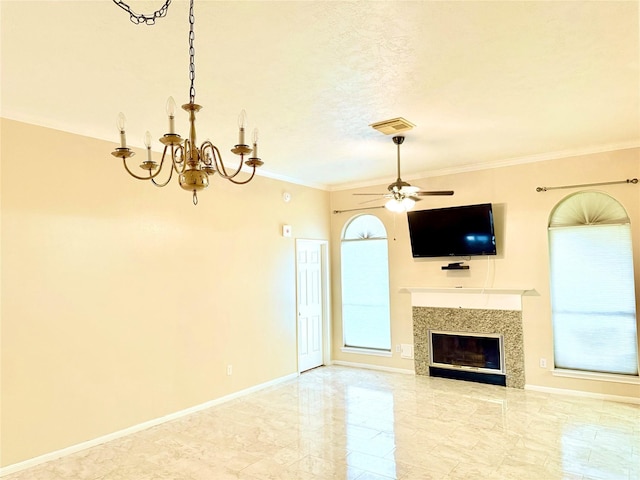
xmin=442 ymin=262 xmax=469 ymax=270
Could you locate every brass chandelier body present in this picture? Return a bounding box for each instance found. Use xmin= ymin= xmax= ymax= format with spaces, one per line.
xmin=111 ymin=0 xmax=263 ymax=205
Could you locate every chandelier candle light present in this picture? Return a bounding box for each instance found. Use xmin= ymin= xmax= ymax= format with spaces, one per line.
xmin=111 ymin=0 xmax=264 ymax=205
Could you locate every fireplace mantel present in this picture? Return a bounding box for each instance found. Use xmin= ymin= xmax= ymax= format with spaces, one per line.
xmin=401 ymin=287 xmax=536 ymax=311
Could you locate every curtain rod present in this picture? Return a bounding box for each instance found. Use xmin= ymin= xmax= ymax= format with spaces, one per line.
xmin=536 ymin=178 xmax=638 ymax=192
xmin=333 ymin=206 xmax=385 ymax=214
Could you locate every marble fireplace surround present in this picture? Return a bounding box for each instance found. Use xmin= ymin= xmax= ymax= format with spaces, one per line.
xmin=406 ymin=288 xmax=533 ymax=389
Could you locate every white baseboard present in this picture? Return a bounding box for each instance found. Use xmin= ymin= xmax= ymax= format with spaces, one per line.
xmin=0 ymin=372 xmax=299 ymax=477
xmin=330 ymin=360 xmax=415 ymax=375
xmin=525 ymin=384 xmax=640 ymax=405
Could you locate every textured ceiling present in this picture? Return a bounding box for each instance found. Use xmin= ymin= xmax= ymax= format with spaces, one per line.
xmin=1 ymin=1 xmax=639 ymax=190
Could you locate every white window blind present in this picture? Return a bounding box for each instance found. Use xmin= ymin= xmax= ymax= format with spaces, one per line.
xmin=341 ymin=215 xmax=391 ymax=351
xmin=549 ymin=192 xmax=638 ymax=376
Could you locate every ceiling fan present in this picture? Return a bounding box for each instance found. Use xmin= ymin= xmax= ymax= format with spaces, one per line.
xmin=354 ymin=136 xmax=454 ymax=212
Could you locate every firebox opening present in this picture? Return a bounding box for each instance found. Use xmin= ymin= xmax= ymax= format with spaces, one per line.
xmin=428 ymin=330 xmax=506 ymax=386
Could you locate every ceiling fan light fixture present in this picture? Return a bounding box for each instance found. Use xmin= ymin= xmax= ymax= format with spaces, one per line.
xmin=385 ymin=198 xmax=404 ymax=212
xmin=385 ymin=197 xmax=415 ymax=213
xmin=402 ymin=197 xmax=416 ymax=210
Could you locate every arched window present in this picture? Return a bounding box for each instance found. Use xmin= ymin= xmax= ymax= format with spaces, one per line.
xmin=548 ymin=191 xmax=638 ymax=375
xmin=341 ymin=215 xmax=391 ymax=352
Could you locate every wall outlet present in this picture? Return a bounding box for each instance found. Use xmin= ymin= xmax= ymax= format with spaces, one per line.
xmin=539 ymin=358 xmax=547 ymax=369
xmin=226 ymin=365 xmax=233 ymax=376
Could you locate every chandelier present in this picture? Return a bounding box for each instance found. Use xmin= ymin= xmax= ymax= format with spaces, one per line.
xmin=110 ymin=0 xmax=263 ymax=205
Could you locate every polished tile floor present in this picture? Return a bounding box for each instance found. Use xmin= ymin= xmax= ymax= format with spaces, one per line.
xmin=4 ymin=366 xmax=640 ymax=479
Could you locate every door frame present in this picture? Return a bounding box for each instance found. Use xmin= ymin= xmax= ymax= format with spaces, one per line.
xmin=295 ymin=238 xmax=331 ymax=373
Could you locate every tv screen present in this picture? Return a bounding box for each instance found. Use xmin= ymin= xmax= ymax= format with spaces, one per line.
xmin=407 ymin=203 xmax=496 ymax=258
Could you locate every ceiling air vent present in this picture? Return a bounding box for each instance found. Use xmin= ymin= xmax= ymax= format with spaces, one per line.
xmin=369 ymin=117 xmax=415 ymax=135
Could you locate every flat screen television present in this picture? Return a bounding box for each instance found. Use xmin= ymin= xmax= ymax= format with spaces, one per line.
xmin=407 ymin=203 xmax=496 ymax=258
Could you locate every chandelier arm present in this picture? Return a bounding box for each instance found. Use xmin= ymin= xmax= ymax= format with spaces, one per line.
xmin=211 ymin=145 xmax=244 ymax=179
xmin=151 ymin=166 xmax=173 ymax=187
xmin=225 ymin=167 xmax=258 ymax=185
xmin=211 ymin=145 xmax=230 ymax=177
xmin=200 ymin=141 xmax=218 ymax=176
xmin=212 ymin=146 xmax=228 ymax=176
xmin=151 ymin=146 xmax=175 ymax=187
xmin=121 ymin=157 xmax=166 ymax=181
xmin=182 ymin=139 xmax=200 ymax=169
xmin=171 ymin=144 xmax=187 ymax=174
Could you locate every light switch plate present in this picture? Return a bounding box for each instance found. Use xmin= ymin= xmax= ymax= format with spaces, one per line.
xmin=401 ymin=343 xmax=414 ymax=359
xmin=282 ymin=225 xmax=292 ymax=237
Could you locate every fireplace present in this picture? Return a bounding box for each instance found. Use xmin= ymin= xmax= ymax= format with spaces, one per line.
xmin=405 ymin=287 xmax=529 ymax=388
xmin=429 ymin=330 xmax=506 ymax=386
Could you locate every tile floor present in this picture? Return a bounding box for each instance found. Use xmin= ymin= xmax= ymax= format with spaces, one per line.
xmin=3 ymin=366 xmax=639 ymax=479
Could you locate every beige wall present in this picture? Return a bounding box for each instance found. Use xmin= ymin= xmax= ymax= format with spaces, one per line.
xmin=330 ymin=147 xmax=640 ymax=399
xmin=2 ymin=119 xmax=638 ymax=467
xmin=0 ymin=119 xmax=331 ymax=466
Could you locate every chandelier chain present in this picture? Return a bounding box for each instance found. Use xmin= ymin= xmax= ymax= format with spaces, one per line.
xmin=188 ymin=0 xmax=196 ymax=104
xmin=111 ymin=0 xmax=172 ymax=25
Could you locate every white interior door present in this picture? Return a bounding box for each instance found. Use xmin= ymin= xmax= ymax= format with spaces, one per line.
xmin=296 ymin=239 xmax=324 ymax=372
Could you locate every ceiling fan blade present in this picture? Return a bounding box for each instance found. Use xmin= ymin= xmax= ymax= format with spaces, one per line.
xmin=399 ymin=185 xmax=420 ymax=195
xmin=352 ymin=138 xmax=453 ymax=201
xmin=415 ymin=190 xmax=455 ymax=196
xmin=358 ymin=197 xmax=386 ymax=205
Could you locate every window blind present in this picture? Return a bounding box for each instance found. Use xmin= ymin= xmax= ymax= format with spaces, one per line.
xmin=549 ymin=224 xmax=638 ymax=375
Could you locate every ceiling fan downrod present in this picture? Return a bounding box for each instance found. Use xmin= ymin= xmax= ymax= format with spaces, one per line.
xmin=389 ymin=136 xmax=412 ymax=193
xmin=393 ymin=135 xmax=404 ymax=182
